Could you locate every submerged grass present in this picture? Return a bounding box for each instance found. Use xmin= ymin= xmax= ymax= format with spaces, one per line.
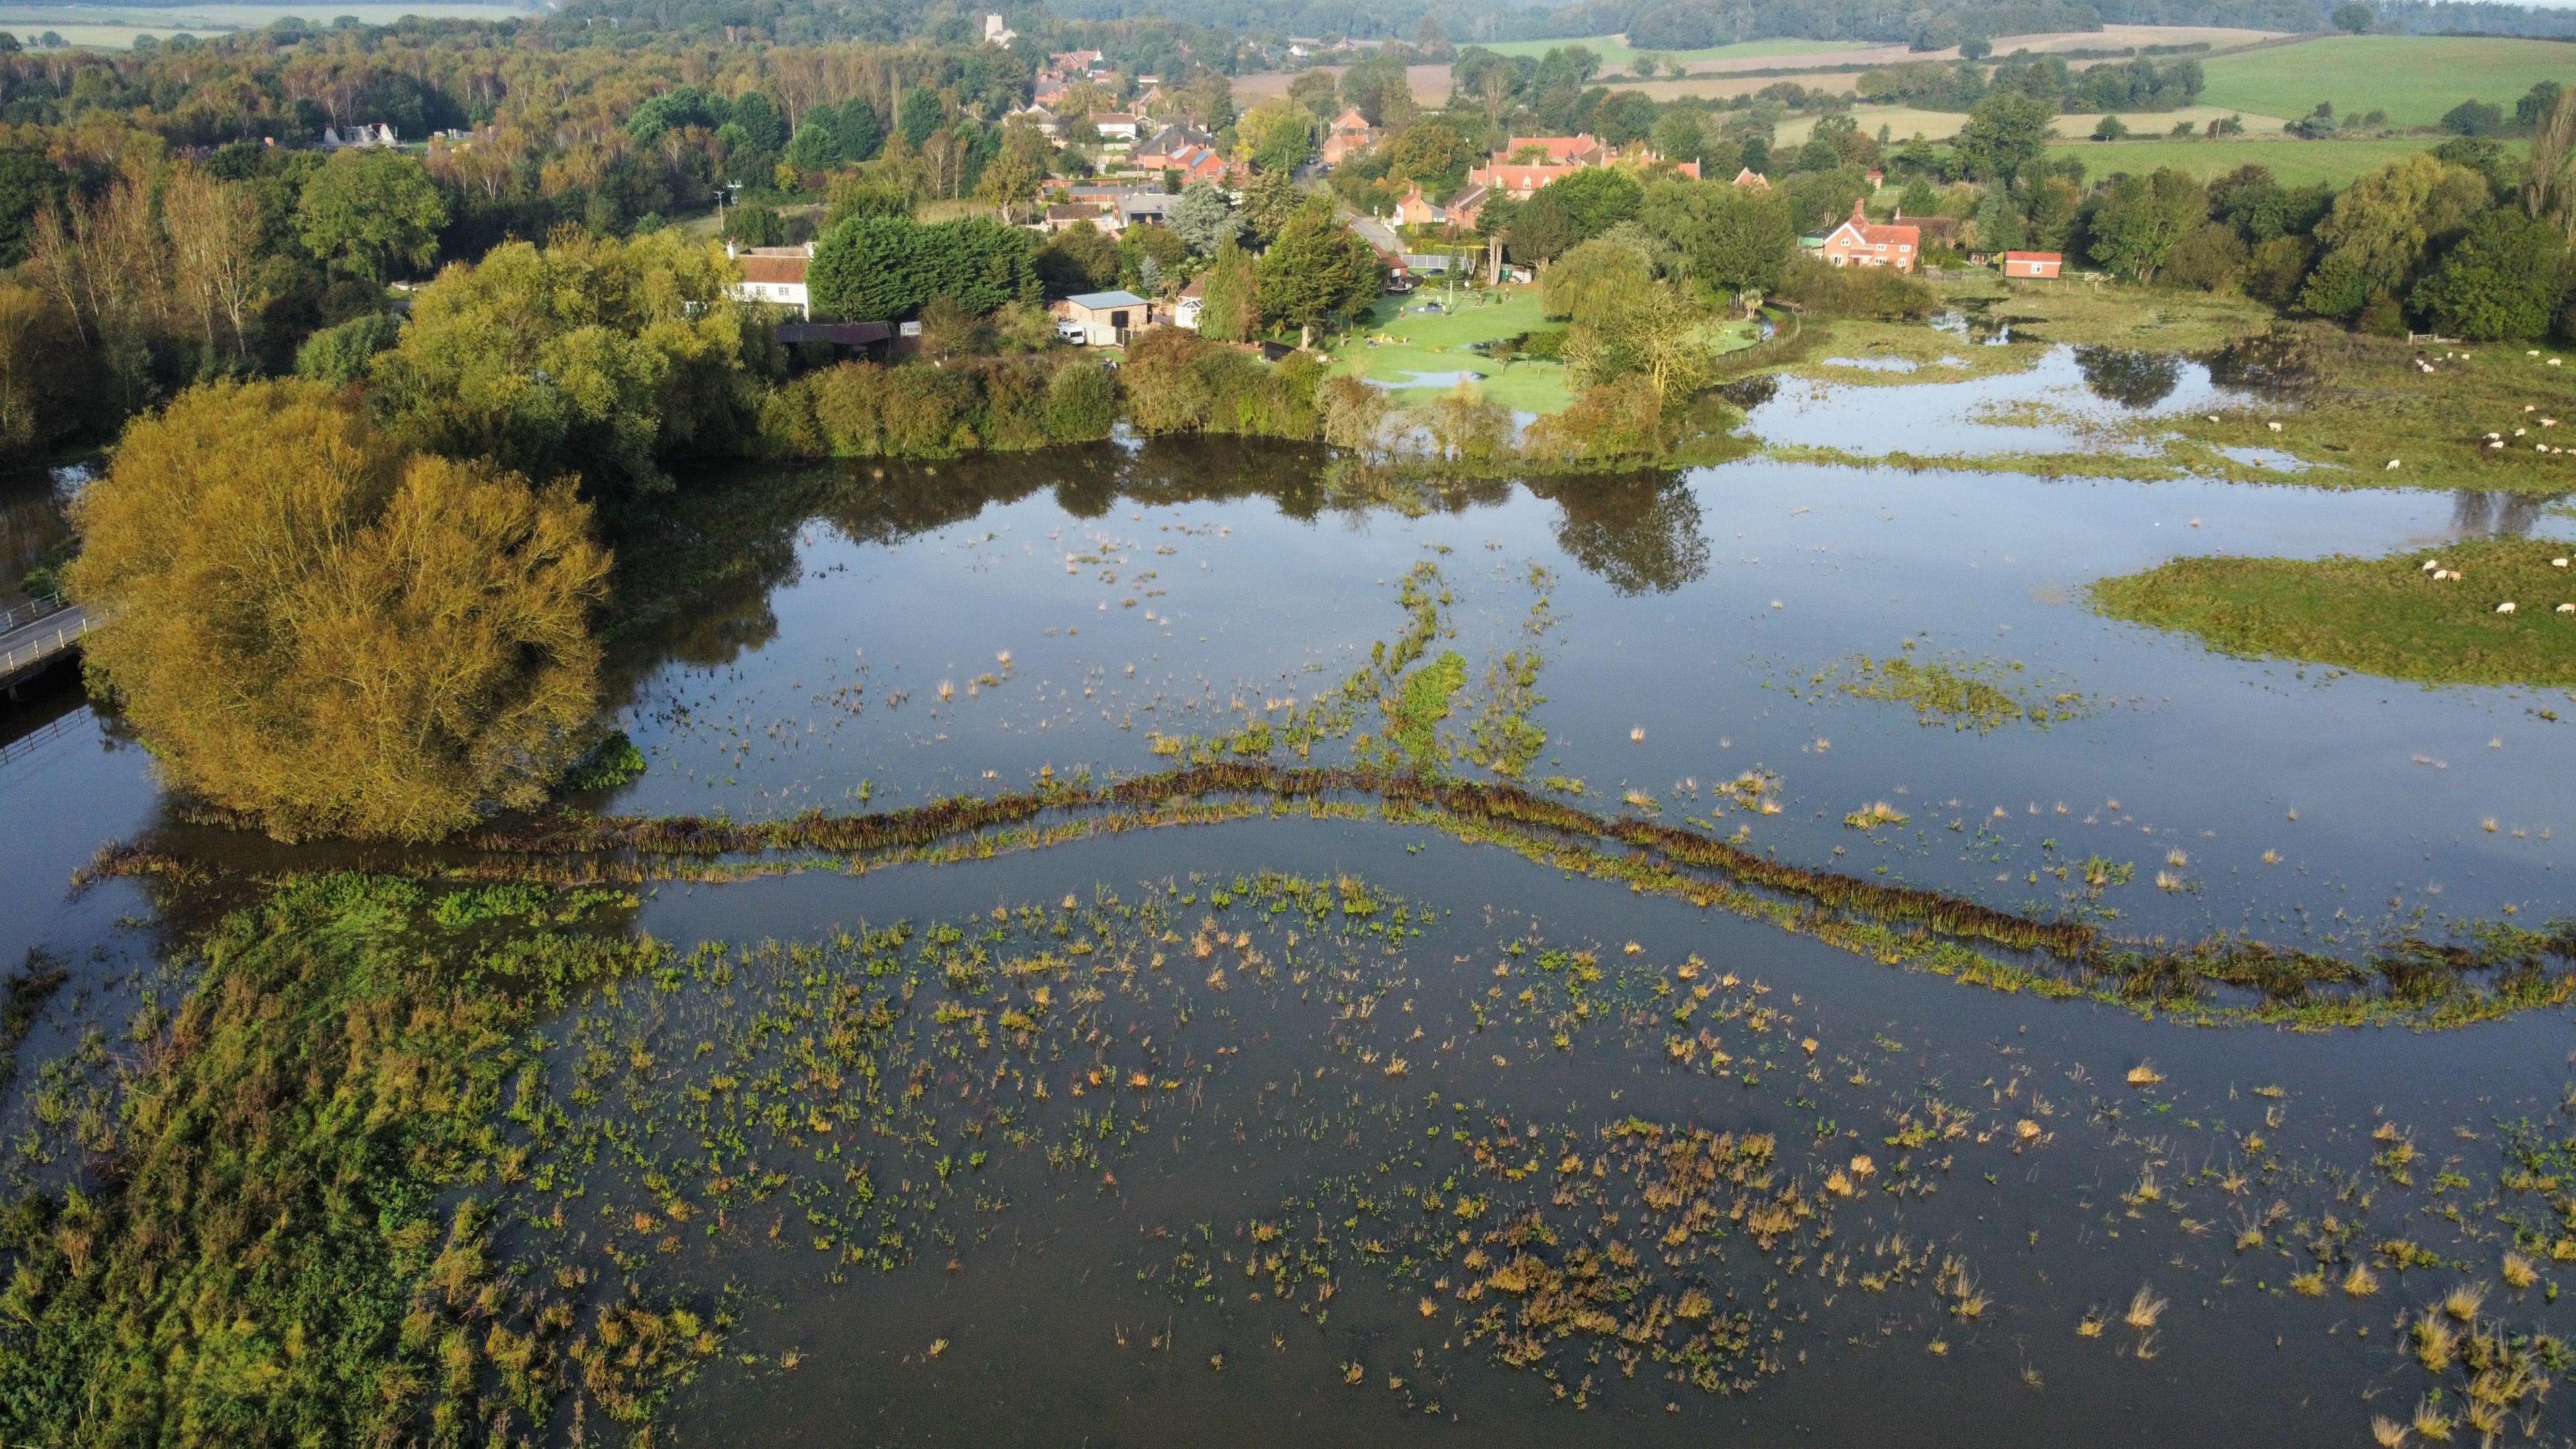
xmin=91 ymin=759 xmax=2576 ymax=1028
xmin=1797 ymin=649 xmax=2091 ymax=733
xmin=2093 ymin=537 xmax=2576 ymax=688
xmin=0 ymin=875 xmax=714 ymax=1448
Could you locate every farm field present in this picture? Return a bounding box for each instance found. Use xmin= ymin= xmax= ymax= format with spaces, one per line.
xmin=0 ymin=0 xmax=531 ymax=45
xmin=2196 ymin=35 xmax=2576 ymax=129
xmin=2043 ymin=134 xmax=2490 ymax=187
xmin=1476 ymin=23 xmax=2282 ymax=74
xmin=1474 ymin=34 xmax=1874 ymax=70
xmin=1780 ymin=103 xmax=2290 ymax=146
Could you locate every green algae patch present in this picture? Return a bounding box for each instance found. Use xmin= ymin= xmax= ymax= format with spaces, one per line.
xmin=2092 ymin=538 xmax=2576 ymax=689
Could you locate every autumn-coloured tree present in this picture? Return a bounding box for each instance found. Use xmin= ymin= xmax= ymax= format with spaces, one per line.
xmin=67 ymin=380 xmax=608 ymax=842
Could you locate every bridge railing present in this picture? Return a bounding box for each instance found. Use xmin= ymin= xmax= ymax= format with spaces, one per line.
xmin=0 ymin=594 xmax=72 ymax=635
xmin=0 ymin=612 xmax=89 ymax=680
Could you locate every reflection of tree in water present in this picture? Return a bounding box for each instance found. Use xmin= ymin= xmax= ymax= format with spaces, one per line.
xmin=2451 ymin=489 xmax=2565 ymax=538
xmin=602 ymin=439 xmax=1716 ymax=700
xmin=1532 ymin=472 xmax=1711 ymax=595
xmin=2073 ymin=346 xmax=2184 ymax=409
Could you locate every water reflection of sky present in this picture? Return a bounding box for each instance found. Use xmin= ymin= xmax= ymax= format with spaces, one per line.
xmin=1750 ymin=345 xmax=2268 ymax=458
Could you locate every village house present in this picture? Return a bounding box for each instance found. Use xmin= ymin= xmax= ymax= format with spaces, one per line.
xmin=1134 ymin=123 xmax=1214 ymax=169
xmin=982 ymin=13 xmax=1015 ymax=44
xmin=1732 ymin=166 xmax=1770 ymax=191
xmin=1053 ymin=289 xmax=1155 ymax=346
xmin=1444 ymin=183 xmax=1489 ymax=232
xmin=2002 ymin=250 xmax=2063 ymax=278
xmin=1041 ymin=201 xmax=1122 ymax=235
xmin=1009 ymin=103 xmax=1063 ymax=138
xmin=1502 ymin=133 xmax=1606 ymax=167
xmin=726 ymin=241 xmax=814 ymax=317
xmin=1465 ymin=161 xmax=1572 ymax=199
xmin=1389 ymin=183 xmax=1447 ymax=228
xmin=1817 ymin=200 xmax=1919 ymax=272
xmin=1172 ymin=274 xmax=1205 ymax=330
xmin=1089 ymin=113 xmax=1140 ymax=143
xmin=1320 ymin=107 xmax=1377 ymax=168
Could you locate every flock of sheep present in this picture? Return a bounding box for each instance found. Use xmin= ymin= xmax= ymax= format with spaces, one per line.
xmin=2417 ymin=553 xmax=2575 ymax=616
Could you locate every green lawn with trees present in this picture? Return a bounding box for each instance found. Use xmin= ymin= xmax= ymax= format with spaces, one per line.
xmin=2196 ymin=36 xmax=2576 ymax=130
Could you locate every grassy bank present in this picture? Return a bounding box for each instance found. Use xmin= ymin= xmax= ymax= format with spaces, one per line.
xmin=2092 ymin=537 xmax=2576 ymax=688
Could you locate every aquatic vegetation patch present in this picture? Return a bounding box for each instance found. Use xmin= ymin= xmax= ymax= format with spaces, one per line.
xmin=1796 ymin=649 xmax=2092 ymax=733
xmin=0 ymin=874 xmax=710 ymax=1449
xmin=2092 ymin=539 xmax=2576 ymax=688
xmin=563 ymin=730 xmax=649 ymax=791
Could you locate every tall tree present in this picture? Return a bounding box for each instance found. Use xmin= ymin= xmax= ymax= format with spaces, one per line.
xmin=2088 ymin=168 xmax=2204 ymax=283
xmin=66 ymin=379 xmax=607 ymax=843
xmin=297 ymin=149 xmax=447 ymax=281
xmin=162 ymin=167 xmax=265 ymax=364
xmin=1255 ymin=201 xmax=1380 ymax=347
xmin=1951 ymin=92 xmax=2053 ymax=182
xmin=1640 ymin=178 xmax=1794 ymax=310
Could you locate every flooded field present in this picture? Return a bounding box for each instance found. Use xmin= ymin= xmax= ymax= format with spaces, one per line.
xmin=9 ymin=358 xmax=2576 ymax=1446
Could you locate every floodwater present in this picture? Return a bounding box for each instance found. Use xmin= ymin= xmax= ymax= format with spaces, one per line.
xmin=8 ymin=362 xmax=2576 ymax=1446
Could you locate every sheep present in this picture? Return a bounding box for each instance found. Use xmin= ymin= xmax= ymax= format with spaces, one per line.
xmin=2386 ymin=459 xmax=2403 ymax=470
xmin=2545 ymin=419 xmax=2559 ymax=427
xmin=2553 ymin=559 xmax=2570 ymax=568
xmin=2422 ymin=559 xmax=2443 ymax=572
xmin=2266 ymin=421 xmax=2283 ymax=432
xmin=2491 ymin=440 xmax=2508 ymax=449
xmin=2498 ymin=602 xmax=2518 ymax=614
xmin=2559 ymin=604 xmax=2575 ymax=614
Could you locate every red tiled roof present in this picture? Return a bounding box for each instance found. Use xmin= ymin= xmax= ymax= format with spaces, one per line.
xmin=739 ymin=256 xmax=807 ymax=284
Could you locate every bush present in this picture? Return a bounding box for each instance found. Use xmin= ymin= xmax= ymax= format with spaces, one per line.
xmin=1044 ymin=361 xmax=1116 ymax=441
xmin=877 ymin=364 xmax=979 ymax=455
xmin=765 ymin=354 xmax=1116 ymax=458
xmin=292 ymin=311 xmax=403 ymax=385
xmin=1775 ymin=256 xmax=1935 ymax=319
xmin=2161 ymin=223 xmax=2249 ymax=293
xmin=1119 ymin=329 xmax=1322 ymax=439
xmin=1523 ymin=375 xmax=1666 ymax=464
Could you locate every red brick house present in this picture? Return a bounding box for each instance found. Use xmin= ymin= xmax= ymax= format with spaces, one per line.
xmin=1501 ymin=133 xmax=1607 ymax=167
xmin=1466 ymin=161 xmax=1574 ymax=199
xmin=1818 ymin=200 xmax=1919 ymax=272
xmin=2002 ymin=250 xmax=2063 ymax=278
xmin=1321 ymin=107 xmax=1377 ymax=167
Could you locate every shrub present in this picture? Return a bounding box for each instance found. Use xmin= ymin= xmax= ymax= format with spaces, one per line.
xmin=877 ymin=364 xmax=978 ymax=455
xmin=292 ymin=311 xmax=403 ymax=384
xmin=1775 ymin=255 xmax=1934 ymax=319
xmin=1523 ymin=375 xmax=1665 ymax=463
xmin=1044 ymin=360 xmax=1116 ymax=441
xmin=974 ymin=357 xmax=1053 ymax=451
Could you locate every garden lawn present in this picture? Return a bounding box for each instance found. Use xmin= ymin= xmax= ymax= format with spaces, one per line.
xmin=1327 ymin=288 xmax=1572 ymax=413
xmin=2092 ymin=539 xmax=2576 ymax=688
xmin=2043 ymin=136 xmax=2502 ymax=189
xmin=2196 ymin=36 xmax=2573 ymax=129
xmin=1327 ymin=286 xmax=1760 ymax=413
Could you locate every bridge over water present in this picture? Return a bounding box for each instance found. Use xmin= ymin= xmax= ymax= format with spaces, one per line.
xmin=0 ymin=598 xmax=88 ymax=696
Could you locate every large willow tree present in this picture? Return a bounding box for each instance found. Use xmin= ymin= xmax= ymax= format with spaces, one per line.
xmin=68 ymin=379 xmax=609 ymax=841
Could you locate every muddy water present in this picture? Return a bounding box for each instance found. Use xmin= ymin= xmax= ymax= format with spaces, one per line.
xmin=6 ymin=411 xmax=2576 ymax=1445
